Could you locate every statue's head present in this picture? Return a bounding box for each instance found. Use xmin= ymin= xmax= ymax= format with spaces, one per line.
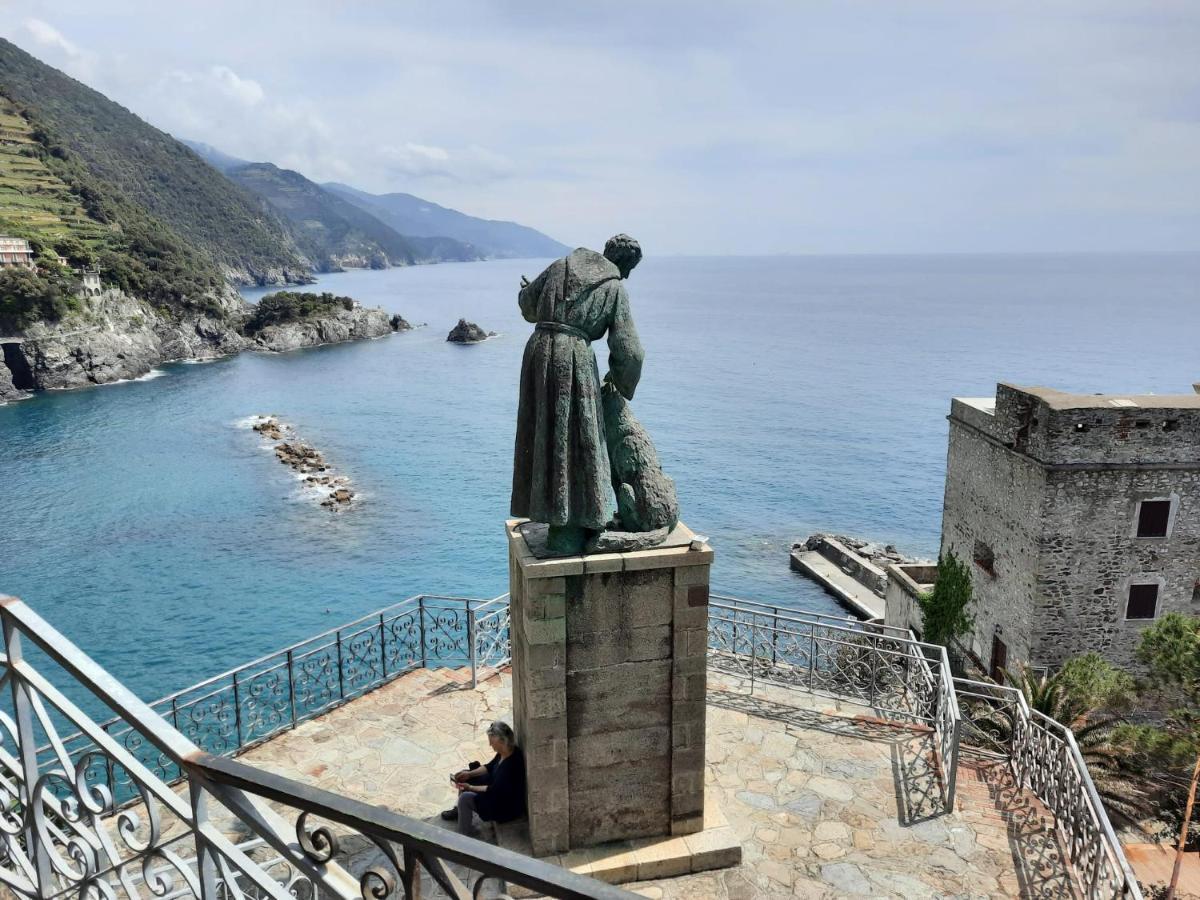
xmin=604 ymin=234 xmax=642 ymax=279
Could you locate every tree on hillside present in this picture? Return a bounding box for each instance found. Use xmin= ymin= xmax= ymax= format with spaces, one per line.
xmin=1132 ymin=613 xmax=1200 ymax=900
xmin=918 ymin=551 xmax=974 ymax=648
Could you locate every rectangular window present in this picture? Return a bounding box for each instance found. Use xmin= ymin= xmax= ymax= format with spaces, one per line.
xmin=1125 ymin=583 xmax=1159 ymax=620
xmin=1137 ymin=500 xmax=1172 ymax=538
xmin=973 ymin=539 xmax=996 ymax=576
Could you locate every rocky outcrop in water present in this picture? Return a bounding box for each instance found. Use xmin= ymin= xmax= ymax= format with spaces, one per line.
xmin=251 ymin=416 xmax=355 ymax=508
xmin=0 ymin=353 xmax=27 ymax=402
xmin=446 ymin=319 xmax=493 ymax=343
xmin=390 ymin=314 xmax=413 ymax=332
xmin=250 ymin=304 xmax=392 ymax=353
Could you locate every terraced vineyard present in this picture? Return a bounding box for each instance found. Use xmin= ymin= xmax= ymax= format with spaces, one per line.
xmin=0 ymin=100 xmax=110 ymax=248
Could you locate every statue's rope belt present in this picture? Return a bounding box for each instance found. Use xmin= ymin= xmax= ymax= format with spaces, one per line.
xmin=535 ymin=321 xmax=590 ymax=342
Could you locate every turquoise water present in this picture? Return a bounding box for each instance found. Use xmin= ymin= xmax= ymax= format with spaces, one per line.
xmin=2 ymin=253 xmax=1199 ymax=702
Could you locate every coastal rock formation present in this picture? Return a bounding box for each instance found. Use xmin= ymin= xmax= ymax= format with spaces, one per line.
xmin=446 ymin=319 xmax=493 ymax=343
xmin=0 ymin=289 xmax=249 ymax=394
xmin=0 ymin=288 xmax=410 ymax=402
xmin=250 ymin=304 xmax=392 ymax=353
xmin=251 ymin=416 xmax=355 ymax=508
xmin=0 ymin=354 xmax=27 ymax=402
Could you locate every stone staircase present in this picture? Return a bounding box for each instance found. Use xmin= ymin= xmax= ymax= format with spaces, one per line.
xmin=953 ymin=758 xmax=1082 ymax=898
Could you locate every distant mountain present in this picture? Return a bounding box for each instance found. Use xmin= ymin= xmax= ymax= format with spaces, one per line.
xmin=325 ymin=183 xmax=568 ymax=260
xmin=0 ymin=38 xmax=307 ymax=286
xmin=215 ymin=161 xmax=483 ymax=270
xmin=182 ymin=140 xmax=250 ymax=174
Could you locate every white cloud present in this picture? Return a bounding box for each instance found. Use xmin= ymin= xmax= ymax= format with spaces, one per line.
xmin=1 ymin=2 xmax=1198 ymax=253
xmin=377 ymin=142 xmax=513 ymax=185
xmin=209 ymin=65 xmax=264 ymax=106
xmin=23 ymin=18 xmax=80 ymax=57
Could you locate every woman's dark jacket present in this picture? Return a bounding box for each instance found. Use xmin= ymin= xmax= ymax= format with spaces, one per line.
xmin=474 ymin=748 xmax=526 ymax=823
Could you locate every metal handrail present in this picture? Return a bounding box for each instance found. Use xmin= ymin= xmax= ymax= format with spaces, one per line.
xmin=13 ymin=586 xmax=1142 ymax=900
xmin=711 ymin=593 xmax=912 ymax=636
xmin=0 ymin=595 xmax=633 ymax=900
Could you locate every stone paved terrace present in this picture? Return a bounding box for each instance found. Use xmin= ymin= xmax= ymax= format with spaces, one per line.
xmin=239 ymin=667 xmax=1079 ymax=899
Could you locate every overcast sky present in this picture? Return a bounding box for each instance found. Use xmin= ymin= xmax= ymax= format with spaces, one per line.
xmin=2 ymin=1 xmax=1198 ymax=255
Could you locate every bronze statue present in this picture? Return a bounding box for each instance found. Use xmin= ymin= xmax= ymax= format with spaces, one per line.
xmin=511 ymin=235 xmax=677 ymax=555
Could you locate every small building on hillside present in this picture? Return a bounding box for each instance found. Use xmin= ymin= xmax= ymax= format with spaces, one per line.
xmin=0 ymin=237 xmax=34 ymax=269
xmin=77 ymin=266 xmax=102 ymax=297
xmin=937 ymin=383 xmax=1200 ymax=677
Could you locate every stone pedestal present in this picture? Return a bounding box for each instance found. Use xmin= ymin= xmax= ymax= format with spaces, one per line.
xmin=506 ymin=520 xmax=712 ymax=857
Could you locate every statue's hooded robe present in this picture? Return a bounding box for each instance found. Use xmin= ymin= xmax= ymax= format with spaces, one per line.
xmin=511 ymin=248 xmax=644 ymax=530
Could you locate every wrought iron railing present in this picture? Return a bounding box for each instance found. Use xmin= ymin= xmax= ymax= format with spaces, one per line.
xmin=0 ymin=595 xmax=634 ymax=900
xmin=15 ymin=587 xmax=1141 ymax=900
xmin=706 ymin=597 xmax=960 ymax=810
xmin=953 ymin=677 xmax=1140 ymax=899
xmin=52 ymin=595 xmax=511 ymax=792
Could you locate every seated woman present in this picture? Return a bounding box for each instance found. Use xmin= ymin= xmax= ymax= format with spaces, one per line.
xmin=441 ymin=720 xmax=526 ymax=836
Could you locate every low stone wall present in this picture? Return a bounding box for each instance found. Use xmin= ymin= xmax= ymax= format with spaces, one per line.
xmin=813 ymin=537 xmax=888 ymax=597
xmin=883 ymin=563 xmax=937 ymax=635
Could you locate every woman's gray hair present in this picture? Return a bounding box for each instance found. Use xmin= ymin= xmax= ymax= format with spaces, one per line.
xmin=486 ymin=720 xmax=516 ymax=748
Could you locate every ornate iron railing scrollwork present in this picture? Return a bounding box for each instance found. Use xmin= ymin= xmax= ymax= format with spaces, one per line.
xmin=6 ymin=582 xmax=1143 ymax=900
xmin=0 ymin=596 xmax=634 ymax=900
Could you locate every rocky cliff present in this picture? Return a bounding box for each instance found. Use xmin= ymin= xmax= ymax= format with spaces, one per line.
xmin=250 ymin=304 xmax=394 ymax=352
xmin=0 ymin=290 xmax=400 ymax=401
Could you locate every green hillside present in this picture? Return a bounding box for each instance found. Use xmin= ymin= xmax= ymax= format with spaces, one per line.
xmin=0 ymin=100 xmax=109 ymax=243
xmin=0 ymin=93 xmax=236 ymax=328
xmin=225 ymin=162 xmax=483 ymax=269
xmin=0 ymin=38 xmax=307 ymax=284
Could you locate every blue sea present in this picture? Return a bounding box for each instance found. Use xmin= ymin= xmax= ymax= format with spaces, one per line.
xmin=2 ymin=253 xmax=1199 ymax=702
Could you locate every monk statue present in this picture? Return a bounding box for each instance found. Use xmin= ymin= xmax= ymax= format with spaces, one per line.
xmin=511 ymin=235 xmax=678 ymax=556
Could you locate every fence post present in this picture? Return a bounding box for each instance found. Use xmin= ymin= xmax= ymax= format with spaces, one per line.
xmin=379 ymin=612 xmax=389 ymax=679
xmin=945 ymin=716 xmax=961 ymax=813
xmin=419 ymin=597 xmax=428 ymax=669
xmin=335 ymin=630 xmax=346 ymax=700
xmin=808 ymin=624 xmax=817 ymax=690
xmin=868 ymin=632 xmax=879 ymax=708
xmin=286 ymin=648 xmax=297 ymax=728
xmin=190 ymin=779 xmax=218 ymax=900
xmin=468 ymin=602 xmax=479 ymax=689
xmin=749 ymin=617 xmax=758 ymax=696
xmin=771 ymin=607 xmax=779 ymax=668
xmin=231 ymin=671 xmax=243 ymax=748
xmin=2 ymin=615 xmax=52 ymax=895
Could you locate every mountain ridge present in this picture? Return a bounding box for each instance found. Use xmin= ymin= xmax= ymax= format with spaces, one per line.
xmin=217 ymin=160 xmax=484 ymax=270
xmin=325 ymin=182 xmax=568 ymax=260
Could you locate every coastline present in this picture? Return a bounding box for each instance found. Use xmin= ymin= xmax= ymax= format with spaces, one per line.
xmin=0 ymin=287 xmax=401 ymax=404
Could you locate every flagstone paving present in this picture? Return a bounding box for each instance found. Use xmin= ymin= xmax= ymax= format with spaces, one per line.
xmin=241 ymin=667 xmax=1078 ymax=898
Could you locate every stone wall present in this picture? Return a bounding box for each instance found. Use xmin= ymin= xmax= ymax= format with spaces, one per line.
xmin=940 ymin=417 xmax=1047 ymax=666
xmin=943 ymin=383 xmax=1200 ymax=673
xmin=1037 ymin=467 xmax=1200 ymax=669
xmin=883 ymin=563 xmax=937 ymax=635
xmin=508 ymin=521 xmax=711 ymax=856
xmin=815 ymin=537 xmax=888 ymax=597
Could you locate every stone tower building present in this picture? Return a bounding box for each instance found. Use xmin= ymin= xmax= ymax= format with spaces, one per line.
xmin=940 ymin=383 xmax=1200 ymax=676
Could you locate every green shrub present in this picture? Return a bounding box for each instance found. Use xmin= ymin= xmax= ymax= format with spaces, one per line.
xmin=0 ymin=267 xmax=72 ymax=331
xmin=917 ymin=551 xmax=975 ymax=648
xmin=244 ymin=291 xmax=355 ymax=333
